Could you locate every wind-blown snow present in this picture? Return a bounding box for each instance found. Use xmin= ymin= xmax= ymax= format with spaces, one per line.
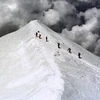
xmin=0 ymin=20 xmax=100 ymax=100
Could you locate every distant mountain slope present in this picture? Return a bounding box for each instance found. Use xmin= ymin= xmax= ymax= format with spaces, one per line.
xmin=0 ymin=20 xmax=100 ymax=100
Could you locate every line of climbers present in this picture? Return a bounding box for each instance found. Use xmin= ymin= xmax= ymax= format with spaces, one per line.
xmin=67 ymin=48 xmax=81 ymax=58
xmin=35 ymin=31 xmax=82 ymax=59
xmin=36 ymin=31 xmax=48 ymax=42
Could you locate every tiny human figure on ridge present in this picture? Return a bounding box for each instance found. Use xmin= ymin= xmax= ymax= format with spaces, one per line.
xmin=35 ymin=31 xmax=40 ymax=37
xmin=67 ymin=48 xmax=72 ymax=53
xmin=78 ymin=52 xmax=82 ymax=59
xmin=39 ymin=34 xmax=42 ymax=39
xmin=57 ymin=43 xmax=61 ymax=49
xmin=36 ymin=32 xmax=38 ymax=37
xmin=46 ymin=36 xmax=48 ymax=42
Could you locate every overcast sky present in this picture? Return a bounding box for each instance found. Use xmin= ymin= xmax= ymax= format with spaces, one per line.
xmin=0 ymin=0 xmax=100 ymax=56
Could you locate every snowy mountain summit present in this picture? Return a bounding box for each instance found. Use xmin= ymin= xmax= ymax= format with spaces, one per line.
xmin=0 ymin=20 xmax=100 ymax=100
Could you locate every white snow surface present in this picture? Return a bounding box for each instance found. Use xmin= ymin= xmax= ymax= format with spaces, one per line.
xmin=0 ymin=20 xmax=100 ymax=100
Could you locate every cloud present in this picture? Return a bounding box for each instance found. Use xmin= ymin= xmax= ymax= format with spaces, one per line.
xmin=0 ymin=0 xmax=52 ymax=36
xmin=66 ymin=0 xmax=99 ymax=12
xmin=61 ymin=25 xmax=99 ymax=50
xmin=61 ymin=7 xmax=100 ymax=55
xmin=42 ymin=0 xmax=81 ymax=32
xmin=53 ymin=0 xmax=75 ymax=17
xmin=0 ymin=0 xmax=80 ymax=35
xmin=41 ymin=9 xmax=60 ymax=26
xmin=0 ymin=22 xmax=19 ymax=37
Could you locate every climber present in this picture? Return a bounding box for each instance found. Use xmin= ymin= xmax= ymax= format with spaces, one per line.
xmin=46 ymin=36 xmax=48 ymax=42
xmin=36 ymin=32 xmax=38 ymax=37
xmin=57 ymin=43 xmax=61 ymax=49
xmin=39 ymin=34 xmax=42 ymax=39
xmin=78 ymin=52 xmax=82 ymax=59
xmin=67 ymin=48 xmax=72 ymax=53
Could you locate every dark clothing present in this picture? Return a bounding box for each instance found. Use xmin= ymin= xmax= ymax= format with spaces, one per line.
xmin=68 ymin=48 xmax=71 ymax=53
xmin=39 ymin=34 xmax=41 ymax=39
xmin=78 ymin=53 xmax=81 ymax=59
xmin=36 ymin=32 xmax=38 ymax=37
xmin=46 ymin=36 xmax=48 ymax=42
xmin=57 ymin=43 xmax=61 ymax=49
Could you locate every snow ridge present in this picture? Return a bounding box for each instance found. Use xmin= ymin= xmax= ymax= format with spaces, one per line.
xmin=0 ymin=20 xmax=64 ymax=100
xmin=29 ymin=20 xmax=64 ymax=100
xmin=0 ymin=20 xmax=100 ymax=100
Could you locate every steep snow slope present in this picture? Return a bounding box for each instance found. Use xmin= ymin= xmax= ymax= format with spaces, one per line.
xmin=0 ymin=20 xmax=100 ymax=100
